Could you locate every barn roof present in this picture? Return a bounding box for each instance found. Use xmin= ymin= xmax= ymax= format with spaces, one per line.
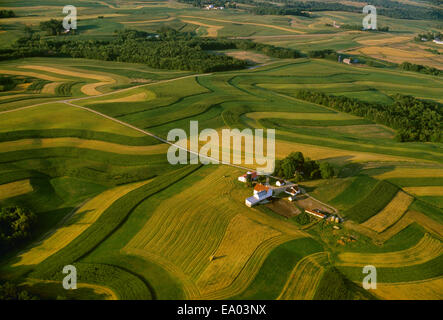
xmin=254 ymin=184 xmax=269 ymax=192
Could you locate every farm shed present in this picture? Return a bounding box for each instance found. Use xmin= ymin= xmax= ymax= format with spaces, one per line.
xmin=238 ymin=171 xmax=258 ymax=183
xmin=305 ymin=209 xmax=327 ymax=219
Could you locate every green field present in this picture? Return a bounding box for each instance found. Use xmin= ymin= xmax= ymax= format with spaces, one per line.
xmin=0 ymin=0 xmax=442 ymax=301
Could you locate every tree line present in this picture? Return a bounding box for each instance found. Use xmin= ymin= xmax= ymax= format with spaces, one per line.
xmin=295 ymin=90 xmax=442 ymax=142
xmin=399 ymin=62 xmax=442 ymax=76
xmin=0 ymin=27 xmax=301 ymax=72
xmin=0 ymin=10 xmax=15 ymax=18
xmin=0 ymin=206 xmax=36 ymax=254
xmin=274 ymin=151 xmax=335 ymax=181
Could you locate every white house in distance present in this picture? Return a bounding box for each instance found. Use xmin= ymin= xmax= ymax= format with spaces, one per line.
xmin=433 ymin=39 xmax=443 ymax=45
xmin=276 ymin=180 xmax=286 ymax=187
xmin=238 ymin=171 xmax=258 ymax=183
xmin=245 ymin=184 xmax=273 ymax=207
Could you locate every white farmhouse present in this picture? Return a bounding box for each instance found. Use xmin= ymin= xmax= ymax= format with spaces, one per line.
xmin=245 ymin=184 xmax=273 ymax=207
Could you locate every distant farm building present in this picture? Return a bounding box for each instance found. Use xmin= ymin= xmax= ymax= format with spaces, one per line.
xmin=305 ymin=209 xmax=327 ymax=219
xmin=343 ymin=58 xmax=352 ymax=65
xmin=205 ymin=4 xmax=224 ymax=10
xmin=245 ymin=184 xmax=273 ymax=207
xmin=433 ymin=39 xmax=443 ymax=45
xmin=276 ymin=180 xmax=286 ymax=187
xmin=238 ymin=171 xmax=258 ymax=183
xmin=285 ymin=186 xmax=300 ymax=197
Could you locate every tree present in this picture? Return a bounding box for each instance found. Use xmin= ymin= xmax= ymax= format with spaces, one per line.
xmin=0 ymin=282 xmax=38 ymax=300
xmin=320 ymin=162 xmax=335 ymax=179
xmin=0 ymin=206 xmax=36 ymax=252
xmin=39 ymin=19 xmax=64 ymax=36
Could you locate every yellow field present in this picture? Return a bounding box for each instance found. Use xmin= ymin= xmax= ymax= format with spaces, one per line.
xmin=349 ymin=46 xmax=434 ymax=59
xmin=224 ymin=51 xmax=272 ymax=64
xmin=357 ymin=36 xmax=412 ymax=46
xmin=0 ymin=69 xmax=66 ymax=82
xmin=337 ymin=234 xmax=442 ymax=267
xmin=13 ymin=180 xmax=149 ymax=267
xmin=403 ymin=186 xmax=443 ymax=196
xmin=327 ymin=124 xmax=395 ymax=139
xmin=181 ymin=19 xmax=223 ymax=37
xmin=274 ymin=139 xmax=419 ymax=164
xmin=347 ymin=45 xmax=443 ymax=69
xmin=96 ymin=91 xmax=154 ymax=103
xmin=41 ymin=81 xmax=62 ymax=94
xmin=278 ymin=252 xmax=329 ymax=300
xmin=0 ymin=180 xmax=33 ymax=201
xmin=372 ymin=168 xmax=443 ymax=179
xmin=374 ymin=277 xmax=443 ymax=300
xmin=407 ymin=211 xmax=443 ymax=238
xmin=19 ymin=65 xmax=116 ymax=95
xmin=197 ymin=234 xmax=296 ymax=300
xmin=0 ymin=137 xmax=168 ymax=155
xmin=196 ymin=214 xmax=281 ymax=295
xmin=123 ymin=165 xmax=307 ymax=299
xmin=362 ymin=191 xmax=414 ymax=233
xmin=0 ymin=94 xmax=31 ymax=101
xmin=125 ymin=167 xmax=246 ymax=281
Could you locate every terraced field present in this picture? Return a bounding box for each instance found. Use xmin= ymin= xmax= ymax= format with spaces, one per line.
xmin=0 ymin=0 xmax=442 ymax=301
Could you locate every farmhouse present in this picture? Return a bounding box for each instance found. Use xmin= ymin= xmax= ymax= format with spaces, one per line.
xmin=238 ymin=171 xmax=258 ymax=183
xmin=276 ymin=180 xmax=286 ymax=187
xmin=433 ymin=39 xmax=443 ymax=45
xmin=245 ymin=184 xmax=273 ymax=207
xmin=305 ymin=209 xmax=327 ymax=219
xmin=343 ymin=58 xmax=352 ymax=65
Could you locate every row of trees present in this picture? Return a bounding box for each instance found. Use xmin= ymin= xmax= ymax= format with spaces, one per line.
xmin=295 ymin=91 xmax=442 ymax=143
xmin=39 ymin=19 xmax=65 ymax=36
xmin=0 ymin=76 xmax=21 ymax=92
xmin=415 ymin=31 xmax=442 ymax=41
xmin=399 ymin=62 xmax=442 ymax=76
xmin=337 ymin=24 xmax=390 ymax=32
xmin=274 ymin=152 xmax=335 ymax=181
xmin=0 ymin=206 xmax=36 ymax=254
xmin=248 ymin=4 xmax=310 ymax=17
xmin=177 ymin=0 xmax=236 ymax=8
xmin=0 ymin=28 xmax=301 ymax=72
xmin=0 ymin=282 xmax=38 ymax=300
xmin=0 ymin=10 xmax=15 ymax=18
